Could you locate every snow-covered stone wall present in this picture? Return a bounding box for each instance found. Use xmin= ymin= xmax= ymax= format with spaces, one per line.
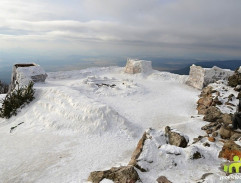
xmin=124 ymin=59 xmax=152 ymax=74
xmin=9 ymin=63 xmax=47 ymax=91
xmin=186 ymin=64 xmax=233 ymax=89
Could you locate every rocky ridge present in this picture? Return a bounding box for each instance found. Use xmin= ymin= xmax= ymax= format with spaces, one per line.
xmin=87 ymin=67 xmax=241 ymax=183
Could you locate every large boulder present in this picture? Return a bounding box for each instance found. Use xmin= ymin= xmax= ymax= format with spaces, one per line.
xmin=9 ymin=63 xmax=47 ymax=91
xmin=186 ymin=65 xmax=233 ymax=89
xmin=88 ymin=166 xmax=140 ymax=183
xmin=165 ymin=126 xmax=188 ymax=148
xmin=203 ymin=106 xmax=222 ymax=122
xmin=219 ymin=141 xmax=241 ymax=161
xmin=219 ymin=126 xmax=241 ymax=139
xmin=124 ymin=58 xmax=152 ymax=74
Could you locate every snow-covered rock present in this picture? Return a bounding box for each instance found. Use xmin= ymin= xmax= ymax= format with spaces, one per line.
xmin=0 ymin=66 xmax=204 ymax=183
xmin=186 ymin=64 xmax=233 ymax=89
xmin=9 ymin=63 xmax=47 ymax=91
xmin=124 ymin=58 xmax=152 ymax=74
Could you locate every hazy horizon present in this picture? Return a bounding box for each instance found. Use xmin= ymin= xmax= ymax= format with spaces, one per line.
xmin=1 ymin=0 xmax=241 ymax=62
xmin=1 ymin=0 xmax=241 ymax=83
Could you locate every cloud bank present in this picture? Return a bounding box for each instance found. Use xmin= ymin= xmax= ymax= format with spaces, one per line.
xmin=0 ymin=0 xmax=241 ymax=59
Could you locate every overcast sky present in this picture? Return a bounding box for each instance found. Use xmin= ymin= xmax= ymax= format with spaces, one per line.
xmin=0 ymin=0 xmax=241 ymax=61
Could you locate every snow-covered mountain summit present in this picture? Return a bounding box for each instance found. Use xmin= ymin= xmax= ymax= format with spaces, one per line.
xmin=0 ymin=64 xmax=238 ymax=183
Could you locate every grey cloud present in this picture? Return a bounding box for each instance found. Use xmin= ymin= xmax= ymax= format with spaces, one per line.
xmin=0 ymin=0 xmax=241 ymax=59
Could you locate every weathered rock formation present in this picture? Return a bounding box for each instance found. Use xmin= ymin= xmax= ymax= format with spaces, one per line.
xmin=219 ymin=126 xmax=241 ymax=140
xmin=228 ymin=67 xmax=241 ymax=87
xmin=9 ymin=63 xmax=47 ymax=92
xmin=128 ymin=132 xmax=147 ymax=171
xmin=186 ymin=65 xmax=233 ymax=89
xmin=124 ymin=58 xmax=152 ymax=74
xmin=219 ymin=141 xmax=241 ymax=161
xmin=203 ymin=106 xmax=222 ymax=122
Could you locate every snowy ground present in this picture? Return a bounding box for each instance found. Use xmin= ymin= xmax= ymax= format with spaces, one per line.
xmin=0 ymin=67 xmax=207 ymax=183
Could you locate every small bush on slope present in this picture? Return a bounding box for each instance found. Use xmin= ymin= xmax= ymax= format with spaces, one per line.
xmin=0 ymin=82 xmax=35 ymax=119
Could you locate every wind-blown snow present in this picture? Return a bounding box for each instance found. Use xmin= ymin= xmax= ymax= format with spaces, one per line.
xmin=0 ymin=66 xmax=202 ymax=183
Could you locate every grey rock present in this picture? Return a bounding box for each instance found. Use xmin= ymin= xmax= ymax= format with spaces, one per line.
xmin=88 ymin=166 xmax=140 ymax=183
xmin=156 ymin=176 xmax=172 ymax=183
xmin=165 ymin=126 xmax=188 ymax=148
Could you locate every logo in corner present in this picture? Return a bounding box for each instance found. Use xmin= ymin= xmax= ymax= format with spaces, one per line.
xmin=224 ymin=156 xmax=241 ymax=173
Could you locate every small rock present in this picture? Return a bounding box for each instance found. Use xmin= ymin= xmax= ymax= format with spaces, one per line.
xmin=206 ymin=129 xmax=213 ymax=134
xmin=203 ymin=142 xmax=210 ymax=147
xmin=230 ymin=133 xmax=241 ymax=141
xmin=219 ymin=126 xmax=232 ymax=139
xmin=219 ymin=126 xmax=241 ymax=139
xmin=212 ymin=131 xmax=218 ymax=137
xmin=213 ymin=124 xmax=222 ymax=131
xmin=220 ymin=113 xmax=233 ymax=125
xmin=156 ymin=176 xmax=172 ymax=183
xmin=234 ymin=85 xmax=241 ymax=91
xmin=197 ymin=97 xmax=213 ymax=115
xmin=228 ymin=94 xmax=234 ymax=101
xmin=193 ymin=136 xmax=204 ymax=144
xmin=165 ymin=126 xmax=188 ymax=148
xmin=237 ymin=92 xmax=241 ymax=99
xmin=212 ymin=96 xmax=222 ymax=105
xmin=208 ymin=136 xmax=215 ymax=142
xmin=201 ymin=122 xmax=218 ymax=130
xmin=88 ymin=166 xmax=139 ymax=183
xmin=200 ymin=86 xmax=213 ymax=97
xmin=191 ymin=151 xmax=203 ymax=160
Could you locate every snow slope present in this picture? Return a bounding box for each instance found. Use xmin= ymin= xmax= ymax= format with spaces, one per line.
xmin=0 ymin=67 xmax=203 ymax=183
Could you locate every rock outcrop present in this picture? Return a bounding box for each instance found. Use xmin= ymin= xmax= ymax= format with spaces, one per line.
xmin=128 ymin=132 xmax=147 ymax=170
xmin=219 ymin=141 xmax=241 ymax=161
xmin=228 ymin=67 xmax=241 ymax=87
xmin=88 ymin=166 xmax=140 ymax=183
xmin=124 ymin=58 xmax=152 ymax=74
xmin=219 ymin=126 xmax=241 ymax=139
xmin=203 ymin=106 xmax=222 ymax=122
xmin=165 ymin=126 xmax=188 ymax=148
xmin=186 ymin=65 xmax=233 ymax=89
xmin=9 ymin=63 xmax=47 ymax=92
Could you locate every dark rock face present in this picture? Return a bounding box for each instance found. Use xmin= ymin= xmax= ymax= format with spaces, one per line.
xmin=191 ymin=151 xmax=203 ymax=160
xmin=228 ymin=69 xmax=241 ymax=87
xmin=237 ymin=91 xmax=241 ymax=99
xmin=219 ymin=141 xmax=241 ymax=161
xmin=156 ymin=176 xmax=172 ymax=183
xmin=165 ymin=126 xmax=188 ymax=148
xmin=88 ymin=166 xmax=140 ymax=183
